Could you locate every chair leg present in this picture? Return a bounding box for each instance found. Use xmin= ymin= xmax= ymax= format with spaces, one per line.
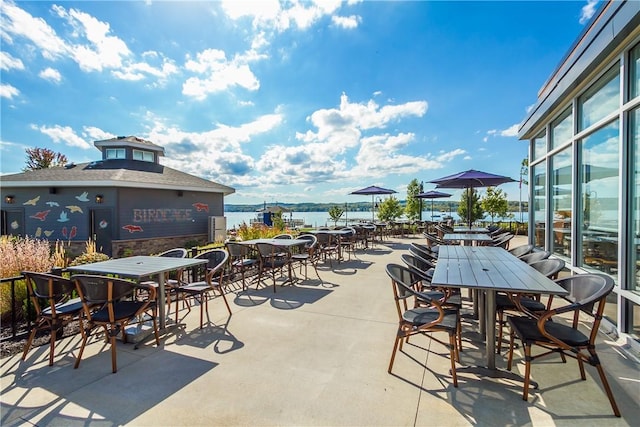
xmin=74 ymin=331 xmax=89 ymax=369
xmin=507 ymin=329 xmax=516 ymax=370
xmin=110 ymin=333 xmax=118 ymax=373
xmin=449 ymin=333 xmax=458 ymax=387
xmin=49 ymin=326 xmax=57 ymax=366
xmin=388 ymin=334 xmax=401 ymax=373
xmin=21 ymin=327 xmax=38 ymax=361
xmin=522 ymin=343 xmax=532 ymax=401
xmin=496 ymin=309 xmax=504 ymax=354
xmin=589 ymin=350 xmax=621 ymax=417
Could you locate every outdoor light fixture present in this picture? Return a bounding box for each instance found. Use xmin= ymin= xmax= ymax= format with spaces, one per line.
xmin=95 ymin=194 xmax=104 ymax=204
xmin=177 ymin=190 xmax=183 ymax=197
xmin=5 ymin=195 xmax=15 ymax=204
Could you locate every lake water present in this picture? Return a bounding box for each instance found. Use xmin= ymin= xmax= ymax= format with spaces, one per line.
xmin=224 ymin=211 xmax=530 ymax=230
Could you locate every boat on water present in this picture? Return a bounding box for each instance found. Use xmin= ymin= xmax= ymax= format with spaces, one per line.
xmin=250 ymin=205 xmax=305 ymax=228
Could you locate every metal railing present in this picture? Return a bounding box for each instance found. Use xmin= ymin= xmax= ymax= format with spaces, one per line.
xmin=0 ymin=274 xmax=31 ymax=342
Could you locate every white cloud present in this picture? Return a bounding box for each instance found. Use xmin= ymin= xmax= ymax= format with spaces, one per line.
xmin=39 ymin=67 xmax=62 ymax=83
xmin=82 ymin=126 xmax=115 ymax=141
xmin=0 ymin=83 xmax=20 ymax=99
xmin=332 ymin=15 xmax=360 ymax=29
xmin=500 ymin=124 xmax=519 ymax=137
xmin=1 ymin=2 xmax=68 ymax=60
xmin=30 ymin=124 xmax=92 ymax=149
xmin=0 ymin=51 xmax=24 ymax=70
xmin=579 ymin=0 xmax=599 ymax=25
xmin=182 ymin=49 xmax=259 ymax=100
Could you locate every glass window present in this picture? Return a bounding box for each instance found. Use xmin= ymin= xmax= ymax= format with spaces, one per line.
xmin=630 ymin=42 xmax=640 ymax=100
xmin=532 ymin=161 xmax=546 ymax=249
xmin=551 ymin=108 xmax=572 ymax=150
xmin=578 ymin=65 xmax=620 ymax=131
xmin=105 ymin=148 xmax=125 ymax=159
xmin=533 ymin=130 xmax=547 ymax=161
xmin=632 ymin=107 xmax=640 ymax=293
xmin=579 ymin=120 xmax=619 ymax=279
xmin=550 ymin=148 xmax=572 ymax=259
xmin=133 ymin=150 xmax=154 ymax=162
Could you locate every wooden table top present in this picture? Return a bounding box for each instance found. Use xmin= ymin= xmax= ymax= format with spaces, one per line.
xmin=432 ymin=246 xmax=568 ymax=295
xmin=443 ymin=233 xmax=493 ymax=242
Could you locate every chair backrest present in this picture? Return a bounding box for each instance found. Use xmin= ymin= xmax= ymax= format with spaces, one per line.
xmin=409 ymin=243 xmax=437 ymax=262
xmin=520 ymin=250 xmax=551 ymax=264
xmin=555 ymin=274 xmax=615 ymax=311
xmin=386 ymin=264 xmax=439 ymax=316
xmin=158 ymin=248 xmax=188 ymax=258
xmin=492 ymin=233 xmax=514 ymax=249
xmin=509 ymin=244 xmax=534 ymax=258
xmin=194 ymin=249 xmax=229 ymax=271
xmin=226 ymin=241 xmax=250 ymax=258
xmin=400 ymin=254 xmax=433 ymax=283
xmin=193 ymin=249 xmax=229 ymax=283
xmin=529 ymin=258 xmax=565 ymax=280
xmin=424 ymin=232 xmax=442 ymax=248
xmin=73 ymin=274 xmax=135 ymax=305
xmin=296 ymin=234 xmax=317 ymax=249
xmin=273 ymin=234 xmax=293 ymax=239
xmin=23 ymin=271 xmax=76 ymax=316
xmin=315 ymin=232 xmax=334 ymax=246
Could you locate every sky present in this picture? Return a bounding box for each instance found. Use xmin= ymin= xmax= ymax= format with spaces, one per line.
xmin=0 ymin=0 xmax=600 ymax=205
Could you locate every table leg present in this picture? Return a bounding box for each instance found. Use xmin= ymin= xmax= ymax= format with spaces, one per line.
xmin=485 ymin=289 xmax=496 ymax=369
xmin=157 ymin=272 xmax=166 ymax=330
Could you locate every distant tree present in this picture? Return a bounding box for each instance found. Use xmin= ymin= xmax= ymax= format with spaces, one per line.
xmin=378 ymin=196 xmax=404 ymax=222
xmin=405 ymin=179 xmax=422 ymax=221
xmin=24 ymin=147 xmax=68 ymax=171
xmin=328 ymin=205 xmax=345 ymax=227
xmin=481 ymin=187 xmax=509 ymax=223
xmin=458 ymin=188 xmax=484 ymax=225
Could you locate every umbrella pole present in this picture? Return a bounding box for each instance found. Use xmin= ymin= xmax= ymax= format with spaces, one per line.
xmin=468 ymin=187 xmax=473 ymax=228
xmin=431 ymin=199 xmax=434 ymax=221
xmin=371 ymin=195 xmax=375 ymax=222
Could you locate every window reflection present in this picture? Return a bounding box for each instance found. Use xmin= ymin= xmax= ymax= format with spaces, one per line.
xmin=533 ymin=130 xmax=547 ymax=162
xmin=630 ymin=42 xmax=640 ymax=100
xmin=580 ymin=121 xmax=619 ymax=279
xmin=579 ymin=65 xmax=619 ymax=131
xmin=551 ymin=149 xmax=572 ymax=258
xmin=532 ymin=161 xmax=546 ymax=249
xmin=551 ymin=108 xmax=572 ymax=150
xmin=632 ymin=108 xmax=640 ymax=293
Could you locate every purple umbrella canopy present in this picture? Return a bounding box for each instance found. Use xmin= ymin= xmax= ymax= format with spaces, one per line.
xmin=350 ymin=185 xmax=397 ymax=221
xmin=428 ymin=169 xmax=515 ymax=227
xmin=416 ymin=190 xmax=452 ymax=220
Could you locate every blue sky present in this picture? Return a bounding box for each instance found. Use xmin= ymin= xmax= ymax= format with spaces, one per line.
xmin=1 ymin=0 xmax=599 ymax=205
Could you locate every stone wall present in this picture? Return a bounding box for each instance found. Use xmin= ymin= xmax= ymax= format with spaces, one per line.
xmin=111 ymin=234 xmax=208 ymax=258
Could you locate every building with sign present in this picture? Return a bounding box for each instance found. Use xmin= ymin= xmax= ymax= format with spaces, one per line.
xmin=1 ymin=136 xmax=234 ymax=256
xmin=519 ymin=1 xmax=640 ymax=344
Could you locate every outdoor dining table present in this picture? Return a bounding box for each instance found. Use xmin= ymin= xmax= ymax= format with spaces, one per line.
xmin=431 ymin=246 xmax=568 ymax=378
xmin=66 ymin=256 xmax=208 ymax=332
xmin=443 ymin=233 xmax=493 ymax=245
xmin=452 ymin=226 xmax=490 ymax=233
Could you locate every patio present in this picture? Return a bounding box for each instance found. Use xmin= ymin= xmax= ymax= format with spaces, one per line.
xmin=1 ymin=235 xmax=638 ymax=426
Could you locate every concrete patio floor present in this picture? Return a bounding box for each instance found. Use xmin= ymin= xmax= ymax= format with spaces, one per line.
xmin=1 ymin=235 xmax=638 ymax=426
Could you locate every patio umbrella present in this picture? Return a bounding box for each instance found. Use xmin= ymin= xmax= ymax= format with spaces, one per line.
xmin=429 ymin=169 xmax=515 ymax=228
xmin=350 ymin=185 xmax=397 ymax=222
xmin=416 ymin=190 xmax=452 ymax=221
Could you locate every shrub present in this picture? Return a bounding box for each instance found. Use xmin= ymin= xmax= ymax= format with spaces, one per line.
xmin=0 ymin=235 xmax=56 ymax=322
xmin=68 ymin=239 xmax=110 ymax=266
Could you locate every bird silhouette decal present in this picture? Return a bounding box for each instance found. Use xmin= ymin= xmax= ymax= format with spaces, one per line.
xmin=23 ymin=196 xmax=40 ymax=206
xmin=192 ymin=202 xmax=209 ymax=212
xmin=43 ymin=230 xmax=53 ymax=237
xmin=66 ymin=205 xmax=83 ymax=213
xmin=75 ymin=191 xmax=89 ymax=202
xmin=122 ymin=224 xmax=143 ymax=233
xmin=30 ymin=210 xmax=50 ymax=221
xmin=57 ymin=211 xmax=70 ymax=222
xmin=46 ymin=201 xmax=59 ymax=207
